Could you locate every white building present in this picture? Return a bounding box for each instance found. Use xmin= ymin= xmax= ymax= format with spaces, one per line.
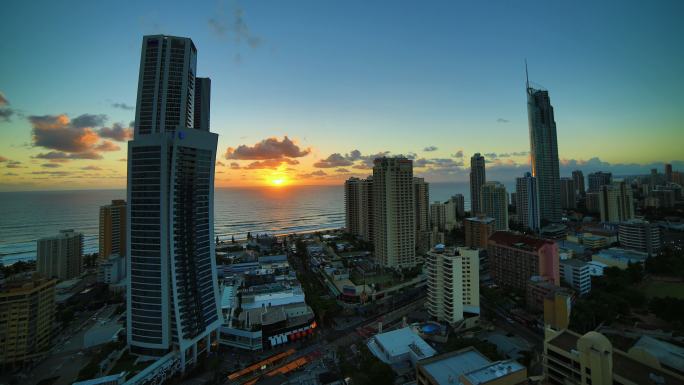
xmin=560 ymin=259 xmax=592 ymax=295
xmin=97 ymin=254 xmax=126 ymax=284
xmin=37 ymin=229 xmax=84 ymax=281
xmin=126 ymin=35 xmax=221 ymax=371
xmin=430 ymin=201 xmax=447 ymax=232
xmin=367 ymin=327 xmax=437 ymax=366
xmin=373 ymin=157 xmax=416 ymax=269
xmin=426 ymin=246 xmax=480 ymax=325
xmin=445 ymin=194 xmax=465 ymax=230
xmin=618 ymin=219 xmax=662 ymax=256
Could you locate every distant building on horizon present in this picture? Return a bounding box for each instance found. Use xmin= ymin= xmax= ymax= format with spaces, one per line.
xmin=373 ymin=157 xmax=417 ymax=269
xmin=469 ymin=153 xmax=486 ymax=215
xmin=99 ymin=199 xmax=127 ymax=261
xmin=37 ymin=229 xmax=83 ymax=281
xmin=481 ymin=181 xmax=508 ymax=231
xmin=126 ymin=35 xmax=221 ymax=370
xmin=527 ymin=79 xmax=561 ymax=223
xmin=588 ymin=171 xmax=613 ymax=192
xmin=572 ymin=170 xmax=585 ymax=197
xmin=516 ymin=172 xmax=540 ymax=232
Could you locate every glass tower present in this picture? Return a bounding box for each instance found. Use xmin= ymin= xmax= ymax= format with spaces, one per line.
xmin=126 ymin=35 xmax=220 ymax=370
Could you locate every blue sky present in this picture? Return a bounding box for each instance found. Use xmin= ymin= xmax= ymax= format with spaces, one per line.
xmin=1 ymin=0 xmax=683 ymax=189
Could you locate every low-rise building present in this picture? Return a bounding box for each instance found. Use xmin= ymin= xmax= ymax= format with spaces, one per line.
xmin=592 ymin=248 xmax=648 ymax=269
xmin=560 ymin=259 xmax=591 ymax=295
xmin=464 ymin=215 xmax=495 ymax=249
xmin=618 ymin=219 xmax=662 ymax=256
xmin=367 ymin=327 xmax=437 ymax=366
xmin=0 ymin=273 xmax=57 ymax=368
xmin=544 ymin=329 xmax=684 ymax=385
xmin=527 ymin=276 xmax=569 ymax=312
xmin=416 ymin=347 xmax=527 ymax=385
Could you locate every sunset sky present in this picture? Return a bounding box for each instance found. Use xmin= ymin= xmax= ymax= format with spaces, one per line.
xmin=1 ymin=0 xmax=683 ymax=191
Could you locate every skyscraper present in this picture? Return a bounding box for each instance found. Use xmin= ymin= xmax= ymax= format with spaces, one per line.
xmin=99 ymin=199 xmax=127 ymax=261
xmin=588 ymin=171 xmax=612 ymax=192
xmin=469 ymin=153 xmax=486 ymax=215
xmin=527 ymin=71 xmax=561 ymax=223
xmin=444 ymin=194 xmax=464 ymax=231
xmin=345 ymin=176 xmax=373 ymax=242
xmin=429 ymin=201 xmax=447 ymax=232
xmin=572 ymin=170 xmax=585 ymax=197
xmin=414 ymin=177 xmax=430 ymax=253
xmin=560 ymin=177 xmax=576 ymax=209
xmin=373 ymin=157 xmax=416 ymax=268
xmin=37 ymin=229 xmax=83 ymax=281
xmin=481 ymin=181 xmax=508 ymax=231
xmin=665 ymin=163 xmax=673 ymax=183
xmin=127 ymin=35 xmax=221 ymax=369
xmin=516 ymin=172 xmax=540 ymax=231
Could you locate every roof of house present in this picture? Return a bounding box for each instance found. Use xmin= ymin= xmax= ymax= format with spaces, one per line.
xmin=488 ymin=231 xmax=554 ymax=251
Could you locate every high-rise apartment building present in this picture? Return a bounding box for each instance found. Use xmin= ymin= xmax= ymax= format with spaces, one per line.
xmin=37 ymin=229 xmax=83 ymax=281
xmin=673 ymin=171 xmax=683 ymax=186
xmin=585 ymin=192 xmax=600 ymax=213
xmin=560 ymin=177 xmax=576 ymax=209
xmin=588 ymin=171 xmax=612 ymax=192
xmin=527 ymin=79 xmax=561 ymax=223
xmin=469 ymin=153 xmax=486 ymax=215
xmin=414 ymin=177 xmax=430 ymax=253
xmin=127 ymin=35 xmax=221 ymax=368
xmin=487 ymin=231 xmax=559 ymax=292
xmin=618 ymin=219 xmax=662 ymax=256
xmin=99 ymin=199 xmax=127 ymax=260
xmin=429 ymin=201 xmax=447 ymax=232
xmin=516 ymin=172 xmax=540 ymax=232
xmin=572 ymin=170 xmax=585 ymax=197
xmin=481 ymin=182 xmax=508 ymax=231
xmin=598 ymin=181 xmax=634 ymax=223
xmin=464 ymin=215 xmax=495 ymax=249
xmin=373 ymin=157 xmax=416 ymax=268
xmin=344 ymin=177 xmax=374 ymax=242
xmin=665 ymin=163 xmax=673 ymax=183
xmin=444 ymin=194 xmax=464 ymax=231
xmin=0 ymin=274 xmax=56 ymax=368
xmin=425 ymin=246 xmax=480 ymax=325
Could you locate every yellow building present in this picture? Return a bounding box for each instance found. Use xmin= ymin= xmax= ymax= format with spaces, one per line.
xmin=99 ymin=199 xmax=127 ymax=260
xmin=0 ymin=273 xmax=57 ymax=369
xmin=544 ymin=329 xmax=684 ymax=385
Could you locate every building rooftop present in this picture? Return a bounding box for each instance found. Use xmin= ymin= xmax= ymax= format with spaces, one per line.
xmin=594 ymin=248 xmax=648 ymax=263
xmin=488 ymin=231 xmax=554 ymax=251
xmin=560 ymin=258 xmax=589 ymax=268
xmin=420 ymin=348 xmax=490 ymax=384
xmin=548 ymin=330 xmax=684 ymax=385
xmin=258 ymin=254 xmax=288 ymax=264
xmin=466 ymin=216 xmax=495 ymax=224
xmin=370 ymin=327 xmax=437 ymax=363
xmin=462 ymin=360 xmax=525 ymax=384
xmin=632 ymin=336 xmax=684 ymax=373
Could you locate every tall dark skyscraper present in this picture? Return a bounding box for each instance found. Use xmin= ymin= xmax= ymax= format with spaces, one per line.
xmin=526 ymin=69 xmax=561 ymax=223
xmin=127 ymin=35 xmax=221 ymax=369
xmin=572 ymin=170 xmax=585 ymax=197
xmin=469 ymin=153 xmax=486 ymax=215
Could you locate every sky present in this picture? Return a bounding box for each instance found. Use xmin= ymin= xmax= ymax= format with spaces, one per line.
xmin=0 ymin=0 xmax=683 ymax=191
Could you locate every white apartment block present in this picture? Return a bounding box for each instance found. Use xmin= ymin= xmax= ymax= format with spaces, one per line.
xmin=426 ymin=246 xmax=480 ymax=325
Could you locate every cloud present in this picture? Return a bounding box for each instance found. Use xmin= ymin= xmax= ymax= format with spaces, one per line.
xmin=41 ymin=163 xmax=61 ymax=168
xmin=71 ymin=114 xmax=107 ymax=128
xmin=242 ymin=158 xmax=299 ymax=170
xmin=225 ymin=136 xmax=310 ymax=160
xmin=98 ymin=123 xmax=132 ymax=141
xmin=0 ymin=91 xmax=15 ymax=122
xmin=451 ymin=150 xmax=464 ymax=158
xmin=346 ymin=150 xmax=362 ymax=161
xmin=81 ymin=165 xmax=102 ymax=171
xmin=31 ymin=170 xmax=72 ymax=176
xmin=298 ymin=170 xmax=328 ymax=179
xmin=335 ymin=168 xmax=350 ymax=173
xmin=208 ymin=3 xmax=263 ymax=49
xmin=423 ymin=146 xmax=438 ymax=152
xmin=95 ymin=140 xmax=120 ymax=152
xmin=216 ymin=161 xmax=225 ymax=166
xmin=0 ymin=156 xmax=7 ymax=162
xmin=313 ymin=153 xmax=353 ymax=168
xmin=484 ymin=152 xmax=498 ymax=159
xmin=414 ymin=157 xmax=464 ymax=169
xmin=230 ymin=162 xmax=240 ymax=169
xmin=4 ymin=172 xmax=18 ymax=176
xmin=118 ymin=158 xmax=127 ymax=162
xmin=34 ymin=151 xmax=103 ymax=161
xmin=497 ymin=118 xmax=510 ymax=123
xmin=5 ymin=160 xmax=23 ymax=168
xmin=112 ymin=102 xmax=134 ymax=110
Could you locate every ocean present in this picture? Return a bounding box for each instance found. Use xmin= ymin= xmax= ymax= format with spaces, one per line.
xmin=0 ymin=181 xmax=504 ymax=264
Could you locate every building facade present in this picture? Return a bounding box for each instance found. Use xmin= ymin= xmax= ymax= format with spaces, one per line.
xmin=588 ymin=171 xmax=612 ymax=192
xmin=598 ymin=181 xmax=634 ymax=223
xmin=481 ymin=181 xmax=508 ymax=231
xmin=126 ymin=35 xmax=221 ymax=369
xmin=0 ymin=274 xmax=57 ymax=369
xmin=464 ymin=215 xmax=495 ymax=249
xmin=572 ymin=170 xmax=585 ymax=197
xmin=425 ymin=246 xmax=480 ymax=325
xmin=373 ymin=157 xmax=416 ymax=268
xmin=37 ymin=229 xmax=83 ymax=281
xmin=414 ymin=177 xmax=430 ymax=253
xmin=429 ymin=201 xmax=447 ymax=232
xmin=516 ymin=172 xmax=541 ymax=232
xmin=487 ymin=231 xmax=559 ymax=292
xmin=99 ymin=199 xmax=127 ymax=261
xmin=618 ymin=219 xmax=661 ymax=256
xmin=345 ymin=177 xmax=374 ymax=242
xmin=469 ymin=153 xmax=486 ymax=215
xmin=560 ymin=177 xmax=576 ymax=209
xmin=527 ymin=82 xmax=561 ymax=223
xmin=559 ymin=259 xmax=591 ymax=295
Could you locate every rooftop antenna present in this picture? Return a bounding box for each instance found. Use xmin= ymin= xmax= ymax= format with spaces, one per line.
xmin=525 ymin=59 xmax=529 ymax=90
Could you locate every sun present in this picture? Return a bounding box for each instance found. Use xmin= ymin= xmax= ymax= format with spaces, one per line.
xmin=269 ymin=177 xmax=288 ymax=186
